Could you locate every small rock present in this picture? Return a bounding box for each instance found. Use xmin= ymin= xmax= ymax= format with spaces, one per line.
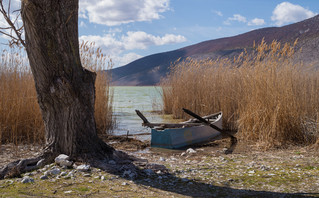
xmin=268 ymin=173 xmax=276 ymax=176
xmin=64 ymin=190 xmax=73 ymax=194
xmin=67 ymin=171 xmax=75 ymax=178
xmin=60 ymin=172 xmax=67 ymax=176
xmin=219 ymin=156 xmax=228 ymax=162
xmin=6 ymin=180 xmax=14 ymax=185
xmin=122 ymin=170 xmax=136 ymax=179
xmin=40 ymin=175 xmax=48 ymax=180
xmin=83 ymin=173 xmax=91 ymax=177
xmin=260 ymin=165 xmax=269 ymax=171
xmin=248 ymin=170 xmax=255 ymax=174
xmin=186 ymin=148 xmax=196 ymax=154
xmin=144 ymin=169 xmax=154 ymax=176
xmin=55 ymin=154 xmax=73 ymax=167
xmin=24 ymin=172 xmax=32 ymax=176
xmin=50 ymin=168 xmax=61 ymax=175
xmin=181 ymin=152 xmax=186 ymax=157
xmin=122 ymin=170 xmax=131 ymax=177
xmin=121 ymin=182 xmax=129 ymax=186
xmin=101 ymin=176 xmax=106 ymax=181
xmin=76 ymin=164 xmax=91 ymax=172
xmin=55 ymin=154 xmax=69 ymax=162
xmin=159 ymin=157 xmax=166 ymax=161
xmin=108 ymin=160 xmax=116 ymax=165
xmin=248 ymin=161 xmax=256 ymax=168
xmin=181 ymin=178 xmax=189 ymax=182
xmin=21 ymin=176 xmax=34 ymax=184
xmin=144 ymin=178 xmax=151 ymax=183
xmin=145 ymin=164 xmax=167 ymax=172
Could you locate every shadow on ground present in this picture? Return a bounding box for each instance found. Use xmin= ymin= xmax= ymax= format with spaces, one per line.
xmin=106 ymin=153 xmax=318 ymax=198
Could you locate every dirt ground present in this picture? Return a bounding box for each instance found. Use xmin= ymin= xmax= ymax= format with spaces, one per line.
xmin=0 ymin=136 xmax=319 ymax=197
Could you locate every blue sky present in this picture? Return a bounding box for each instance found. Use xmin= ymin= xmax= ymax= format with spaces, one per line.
xmin=1 ymin=0 xmax=319 ymax=68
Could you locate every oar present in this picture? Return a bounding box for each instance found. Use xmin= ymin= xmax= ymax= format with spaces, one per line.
xmin=182 ymin=108 xmax=237 ymax=154
xmin=135 ymin=110 xmax=152 ymax=127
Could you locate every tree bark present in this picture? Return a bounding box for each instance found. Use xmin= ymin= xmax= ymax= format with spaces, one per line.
xmin=21 ymin=0 xmax=114 ymax=159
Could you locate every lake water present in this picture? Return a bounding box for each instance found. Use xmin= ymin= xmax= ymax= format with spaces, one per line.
xmin=111 ymin=86 xmax=175 ymax=140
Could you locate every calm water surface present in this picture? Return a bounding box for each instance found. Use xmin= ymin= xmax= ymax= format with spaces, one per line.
xmin=111 ymin=86 xmax=175 ymax=140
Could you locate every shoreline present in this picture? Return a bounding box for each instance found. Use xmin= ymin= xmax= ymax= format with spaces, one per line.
xmin=1 ymin=137 xmax=318 ymax=197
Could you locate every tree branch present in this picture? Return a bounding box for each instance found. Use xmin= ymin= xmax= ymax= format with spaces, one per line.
xmin=0 ymin=0 xmax=25 ymax=46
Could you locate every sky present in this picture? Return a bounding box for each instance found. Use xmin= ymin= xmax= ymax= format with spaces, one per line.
xmin=1 ymin=0 xmax=319 ymax=68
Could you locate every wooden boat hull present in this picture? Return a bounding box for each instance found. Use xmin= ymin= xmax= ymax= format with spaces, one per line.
xmin=151 ymin=113 xmax=222 ymax=149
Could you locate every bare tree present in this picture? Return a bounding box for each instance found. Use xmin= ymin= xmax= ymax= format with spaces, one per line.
xmin=0 ymin=0 xmax=128 ymax=179
xmin=0 ymin=0 xmax=24 ymax=46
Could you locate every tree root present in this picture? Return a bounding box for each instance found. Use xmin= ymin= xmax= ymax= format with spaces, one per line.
xmin=0 ymin=146 xmax=146 ymax=180
xmin=0 ymin=150 xmax=55 ymax=179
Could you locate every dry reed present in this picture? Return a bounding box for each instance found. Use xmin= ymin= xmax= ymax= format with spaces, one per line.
xmin=0 ymin=47 xmax=43 ymax=144
xmin=161 ymin=39 xmax=319 ymax=148
xmin=0 ymin=43 xmax=114 ymax=144
xmin=80 ymin=41 xmax=114 ymax=134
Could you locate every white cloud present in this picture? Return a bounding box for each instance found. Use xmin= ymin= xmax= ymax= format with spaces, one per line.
xmin=224 ymin=14 xmax=247 ymax=25
xmin=80 ymin=31 xmax=186 ymax=67
xmin=271 ymin=2 xmax=316 ymax=26
xmin=80 ymin=31 xmax=186 ymax=52
xmin=122 ymin=31 xmax=186 ymax=50
xmin=108 ymin=28 xmax=122 ymax=34
xmin=213 ymin=10 xmax=223 ymax=17
xmin=248 ymin=18 xmax=265 ymax=26
xmin=229 ymin=14 xmax=247 ymax=23
xmin=79 ymin=0 xmax=170 ymax=26
xmin=79 ymin=21 xmax=87 ymax=27
xmin=114 ymin=52 xmax=143 ymax=66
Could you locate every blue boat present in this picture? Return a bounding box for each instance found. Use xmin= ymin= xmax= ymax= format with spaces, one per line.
xmin=136 ymin=110 xmax=222 ymax=149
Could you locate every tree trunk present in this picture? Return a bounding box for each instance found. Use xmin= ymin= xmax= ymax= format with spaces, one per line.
xmin=21 ymin=0 xmax=113 ymax=159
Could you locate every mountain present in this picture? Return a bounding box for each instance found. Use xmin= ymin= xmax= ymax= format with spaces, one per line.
xmin=110 ymin=15 xmax=319 ymax=86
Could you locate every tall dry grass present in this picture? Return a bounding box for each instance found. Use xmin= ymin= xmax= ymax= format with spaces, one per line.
xmin=80 ymin=41 xmax=114 ymax=134
xmin=0 ymin=43 xmax=114 ymax=144
xmin=161 ymin=39 xmax=319 ymax=148
xmin=0 ymin=47 xmax=43 ymax=144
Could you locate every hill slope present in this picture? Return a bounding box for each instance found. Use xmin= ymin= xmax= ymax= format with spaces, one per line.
xmin=110 ymin=15 xmax=319 ymax=86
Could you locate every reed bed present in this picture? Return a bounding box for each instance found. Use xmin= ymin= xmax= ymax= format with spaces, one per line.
xmin=0 ymin=43 xmax=113 ymax=144
xmin=0 ymin=47 xmax=43 ymax=144
xmin=80 ymin=41 xmax=114 ymax=134
xmin=161 ymin=40 xmax=319 ymax=148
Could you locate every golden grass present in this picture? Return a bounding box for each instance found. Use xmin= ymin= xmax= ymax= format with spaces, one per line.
xmin=80 ymin=41 xmax=114 ymax=134
xmin=161 ymin=40 xmax=319 ymax=148
xmin=0 ymin=47 xmax=43 ymax=144
xmin=0 ymin=43 xmax=114 ymax=144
